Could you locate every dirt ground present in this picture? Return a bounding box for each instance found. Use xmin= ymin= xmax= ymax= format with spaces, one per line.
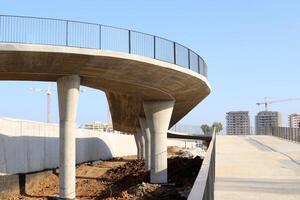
xmin=7 ymin=147 xmax=202 ymax=200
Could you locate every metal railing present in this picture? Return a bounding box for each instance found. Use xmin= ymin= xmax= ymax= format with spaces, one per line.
xmin=0 ymin=15 xmax=208 ymax=77
xmin=263 ymin=126 xmax=300 ymax=143
xmin=188 ymin=128 xmax=216 ymax=200
xmin=170 ymin=124 xmax=205 ymax=135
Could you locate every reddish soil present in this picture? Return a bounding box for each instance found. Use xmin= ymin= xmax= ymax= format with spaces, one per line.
xmin=7 ymin=149 xmax=202 ymax=200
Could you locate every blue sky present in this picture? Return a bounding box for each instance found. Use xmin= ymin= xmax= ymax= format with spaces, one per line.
xmin=0 ymin=0 xmax=300 ymax=130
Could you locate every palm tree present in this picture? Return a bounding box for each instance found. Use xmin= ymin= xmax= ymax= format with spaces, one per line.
xmin=212 ymin=122 xmax=223 ymax=134
xmin=201 ymin=124 xmax=211 ymax=135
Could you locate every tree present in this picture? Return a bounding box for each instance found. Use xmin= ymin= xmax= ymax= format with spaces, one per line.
xmin=212 ymin=122 xmax=223 ymax=134
xmin=201 ymin=124 xmax=211 ymax=135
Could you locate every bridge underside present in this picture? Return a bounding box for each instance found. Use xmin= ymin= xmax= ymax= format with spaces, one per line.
xmin=0 ymin=43 xmax=210 ymax=133
xmin=0 ymin=43 xmax=211 ymax=198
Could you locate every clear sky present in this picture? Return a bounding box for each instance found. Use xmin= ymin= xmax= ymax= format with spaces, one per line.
xmin=0 ymin=0 xmax=300 ymax=131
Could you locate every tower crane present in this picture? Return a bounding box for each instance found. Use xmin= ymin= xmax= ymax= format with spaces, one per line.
xmin=30 ymin=84 xmax=54 ymax=123
xmin=256 ymin=97 xmax=300 ymax=111
xmin=30 ymin=85 xmax=111 ymax=125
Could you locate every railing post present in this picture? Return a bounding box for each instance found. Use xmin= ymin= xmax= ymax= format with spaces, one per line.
xmin=128 ymin=30 xmax=131 ymax=53
xmin=0 ymin=15 xmax=2 ymax=42
xmin=284 ymin=128 xmax=286 ymax=139
xmin=99 ymin=24 xmax=101 ymax=49
xmin=188 ymin=49 xmax=191 ymax=69
xmin=153 ymin=36 xmax=156 ymax=59
xmin=173 ymin=42 xmax=176 ymax=64
xmin=66 ymin=20 xmax=69 ymax=46
xmin=197 ymin=56 xmax=200 ymax=74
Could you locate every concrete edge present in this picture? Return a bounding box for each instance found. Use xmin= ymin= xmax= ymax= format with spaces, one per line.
xmin=188 ymin=132 xmax=215 ymax=200
xmin=0 ymin=42 xmax=212 ymax=92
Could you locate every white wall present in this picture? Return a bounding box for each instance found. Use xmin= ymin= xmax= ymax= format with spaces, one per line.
xmin=0 ymin=118 xmax=136 ymax=175
xmin=0 ymin=118 xmax=197 ymax=175
xmin=167 ymin=138 xmax=197 ymax=149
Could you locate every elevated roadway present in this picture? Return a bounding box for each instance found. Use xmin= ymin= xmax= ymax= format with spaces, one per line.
xmin=0 ymin=15 xmax=211 ymax=199
xmin=215 ymin=135 xmax=300 ymax=200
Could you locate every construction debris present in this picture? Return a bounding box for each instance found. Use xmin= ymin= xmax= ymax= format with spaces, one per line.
xmin=7 ymin=147 xmax=203 ymax=200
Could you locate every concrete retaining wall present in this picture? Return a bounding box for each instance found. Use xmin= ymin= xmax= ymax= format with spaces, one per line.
xmin=0 ymin=169 xmax=54 ymax=199
xmin=0 ymin=118 xmax=136 ymax=175
xmin=0 ymin=118 xmax=195 ymax=175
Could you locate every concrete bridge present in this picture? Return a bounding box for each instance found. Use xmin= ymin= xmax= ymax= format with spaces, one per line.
xmin=0 ymin=15 xmax=210 ymax=199
xmin=215 ymin=135 xmax=300 ymax=200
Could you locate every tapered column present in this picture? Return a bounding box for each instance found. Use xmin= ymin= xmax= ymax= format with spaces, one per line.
xmin=139 ymin=117 xmax=151 ymax=171
xmin=140 ymin=129 xmax=145 ymax=159
xmin=134 ymin=131 xmax=142 ymax=159
xmin=57 ymin=75 xmax=80 ymax=200
xmin=143 ymin=100 xmax=175 ymax=183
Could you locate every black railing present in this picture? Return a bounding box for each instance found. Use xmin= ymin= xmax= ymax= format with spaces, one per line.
xmin=0 ymin=15 xmax=208 ymax=77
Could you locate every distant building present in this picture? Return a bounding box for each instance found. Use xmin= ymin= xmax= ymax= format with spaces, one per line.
xmin=84 ymin=121 xmax=114 ymax=132
xmin=226 ymin=111 xmax=250 ymax=135
xmin=289 ymin=113 xmax=300 ymax=128
xmin=255 ymin=111 xmax=282 ymax=134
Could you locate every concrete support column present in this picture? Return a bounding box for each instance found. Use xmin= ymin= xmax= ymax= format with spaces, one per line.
xmin=139 ymin=117 xmax=151 ymax=171
xmin=143 ymin=100 xmax=175 ymax=183
xmin=136 ymin=128 xmax=145 ymax=159
xmin=139 ymin=128 xmax=146 ymax=159
xmin=134 ymin=131 xmax=142 ymax=159
xmin=57 ymin=75 xmax=80 ymax=200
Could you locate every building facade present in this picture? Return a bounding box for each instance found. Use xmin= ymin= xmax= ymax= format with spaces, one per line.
xmin=255 ymin=111 xmax=282 ymax=134
xmin=226 ymin=111 xmax=250 ymax=135
xmin=289 ymin=113 xmax=300 ymax=128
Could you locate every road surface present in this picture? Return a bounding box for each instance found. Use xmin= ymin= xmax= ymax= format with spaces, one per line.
xmin=215 ymin=135 xmax=300 ymax=200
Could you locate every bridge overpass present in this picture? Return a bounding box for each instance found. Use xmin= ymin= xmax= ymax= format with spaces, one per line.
xmin=215 ymin=135 xmax=300 ymax=200
xmin=0 ymin=15 xmax=210 ymax=199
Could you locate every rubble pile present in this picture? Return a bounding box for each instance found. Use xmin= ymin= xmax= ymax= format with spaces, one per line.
xmin=7 ymin=146 xmax=203 ymax=200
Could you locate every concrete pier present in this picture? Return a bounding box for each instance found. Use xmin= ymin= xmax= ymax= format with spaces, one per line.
xmin=140 ymin=129 xmax=145 ymax=159
xmin=134 ymin=130 xmax=142 ymax=159
xmin=139 ymin=117 xmax=151 ymax=171
xmin=57 ymin=75 xmax=80 ymax=200
xmin=143 ymin=100 xmax=175 ymax=183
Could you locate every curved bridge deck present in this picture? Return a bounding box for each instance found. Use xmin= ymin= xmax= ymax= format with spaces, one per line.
xmin=0 ymin=15 xmax=211 ymax=198
xmin=215 ymin=135 xmax=300 ymax=200
xmin=0 ymin=15 xmax=211 ymax=133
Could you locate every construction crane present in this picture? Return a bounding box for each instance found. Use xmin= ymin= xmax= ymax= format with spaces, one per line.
xmin=256 ymin=97 xmax=300 ymax=111
xmin=30 ymin=85 xmax=111 ymax=125
xmin=30 ymin=84 xmax=54 ymax=123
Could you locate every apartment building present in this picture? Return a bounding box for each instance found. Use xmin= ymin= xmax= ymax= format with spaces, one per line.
xmin=255 ymin=111 xmax=282 ymax=134
xmin=226 ymin=111 xmax=250 ymax=135
xmin=289 ymin=113 xmax=300 ymax=128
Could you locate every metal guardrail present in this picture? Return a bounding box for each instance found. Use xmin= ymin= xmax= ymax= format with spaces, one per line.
xmin=0 ymin=15 xmax=208 ymax=77
xmin=167 ymin=131 xmax=212 ymax=143
xmin=263 ymin=126 xmax=300 ymax=143
xmin=170 ymin=124 xmax=205 ymax=135
xmin=188 ymin=128 xmax=216 ymax=200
